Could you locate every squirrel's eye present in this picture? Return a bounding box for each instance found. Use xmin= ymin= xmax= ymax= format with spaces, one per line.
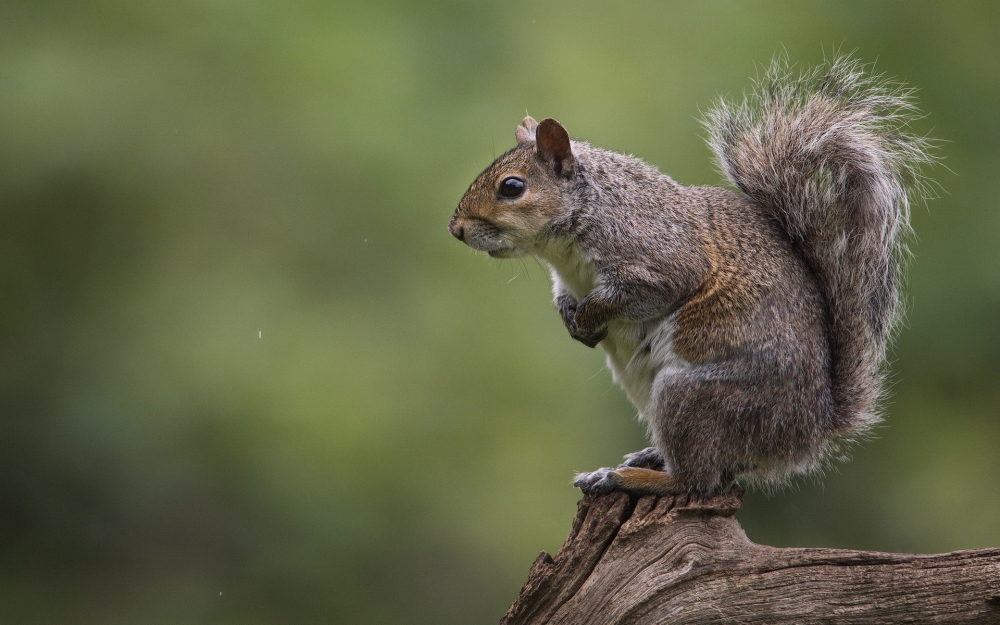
xmin=499 ymin=176 xmax=526 ymax=198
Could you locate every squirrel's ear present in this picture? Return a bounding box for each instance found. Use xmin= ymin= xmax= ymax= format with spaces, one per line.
xmin=515 ymin=116 xmax=538 ymax=145
xmin=536 ymin=118 xmax=575 ymax=178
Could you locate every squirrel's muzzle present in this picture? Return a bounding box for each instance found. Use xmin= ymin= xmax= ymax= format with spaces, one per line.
xmin=448 ymin=217 xmax=465 ymax=242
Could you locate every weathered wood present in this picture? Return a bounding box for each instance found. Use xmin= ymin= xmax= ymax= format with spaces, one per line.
xmin=501 ymin=488 xmax=1000 ymax=624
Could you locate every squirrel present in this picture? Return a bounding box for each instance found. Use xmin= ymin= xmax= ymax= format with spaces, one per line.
xmin=448 ymin=56 xmax=935 ymax=495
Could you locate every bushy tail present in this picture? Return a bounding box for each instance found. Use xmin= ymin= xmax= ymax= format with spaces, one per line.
xmin=704 ymin=55 xmax=937 ymax=440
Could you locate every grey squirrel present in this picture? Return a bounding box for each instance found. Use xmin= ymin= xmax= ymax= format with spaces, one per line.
xmin=448 ymin=56 xmax=935 ymax=495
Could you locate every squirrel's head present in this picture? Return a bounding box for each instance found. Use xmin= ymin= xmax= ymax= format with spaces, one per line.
xmin=449 ymin=117 xmax=577 ymax=258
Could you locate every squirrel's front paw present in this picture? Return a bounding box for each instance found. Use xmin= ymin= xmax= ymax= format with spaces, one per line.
xmin=572 ymin=303 xmax=609 ymax=348
xmin=573 ymin=467 xmax=623 ymax=495
xmin=572 ymin=326 xmax=607 ymax=348
xmin=557 ymin=295 xmax=605 ymax=347
xmin=556 ymin=293 xmax=579 ymax=329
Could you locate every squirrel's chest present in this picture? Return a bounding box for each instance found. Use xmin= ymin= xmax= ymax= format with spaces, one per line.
xmin=540 ymin=240 xmax=600 ymax=299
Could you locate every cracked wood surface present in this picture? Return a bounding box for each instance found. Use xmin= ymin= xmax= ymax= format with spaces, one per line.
xmin=500 ymin=488 xmax=1000 ymax=624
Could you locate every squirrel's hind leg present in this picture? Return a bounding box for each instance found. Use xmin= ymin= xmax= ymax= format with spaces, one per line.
xmin=573 ymin=466 xmax=680 ymax=496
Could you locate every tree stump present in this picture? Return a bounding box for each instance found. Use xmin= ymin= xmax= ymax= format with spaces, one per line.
xmin=501 ymin=488 xmax=1000 ymax=624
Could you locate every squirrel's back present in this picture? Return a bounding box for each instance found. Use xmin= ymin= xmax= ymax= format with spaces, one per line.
xmin=704 ymin=55 xmax=937 ymax=445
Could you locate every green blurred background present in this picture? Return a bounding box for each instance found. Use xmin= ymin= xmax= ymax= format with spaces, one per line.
xmin=2 ymin=1 xmax=998 ymax=623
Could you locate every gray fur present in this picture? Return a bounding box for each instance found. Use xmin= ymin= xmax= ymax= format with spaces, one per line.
xmin=449 ymin=56 xmax=935 ymax=493
xmin=704 ymin=55 xmax=937 ymax=446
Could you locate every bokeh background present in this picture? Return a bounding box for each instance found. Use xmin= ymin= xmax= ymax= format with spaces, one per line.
xmin=2 ymin=1 xmax=999 ymax=623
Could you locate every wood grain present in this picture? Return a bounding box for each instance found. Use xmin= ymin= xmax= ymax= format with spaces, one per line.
xmin=501 ymin=488 xmax=1000 ymax=624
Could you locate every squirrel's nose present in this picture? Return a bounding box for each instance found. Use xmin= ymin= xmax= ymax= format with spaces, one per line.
xmin=449 ymin=220 xmax=465 ymax=242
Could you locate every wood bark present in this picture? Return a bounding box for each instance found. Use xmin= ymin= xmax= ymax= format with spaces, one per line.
xmin=501 ymin=487 xmax=1000 ymax=624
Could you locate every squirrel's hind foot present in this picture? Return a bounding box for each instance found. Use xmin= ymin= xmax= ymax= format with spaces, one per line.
xmin=621 ymin=446 xmax=666 ymax=471
xmin=573 ymin=466 xmax=680 ymax=496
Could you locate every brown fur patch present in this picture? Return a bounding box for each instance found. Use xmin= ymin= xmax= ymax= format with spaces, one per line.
xmin=614 ymin=468 xmax=681 ymax=496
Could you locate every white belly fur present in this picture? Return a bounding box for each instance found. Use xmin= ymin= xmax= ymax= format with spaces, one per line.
xmin=603 ymin=316 xmax=681 ymax=418
xmin=537 ymin=239 xmax=688 ymax=423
